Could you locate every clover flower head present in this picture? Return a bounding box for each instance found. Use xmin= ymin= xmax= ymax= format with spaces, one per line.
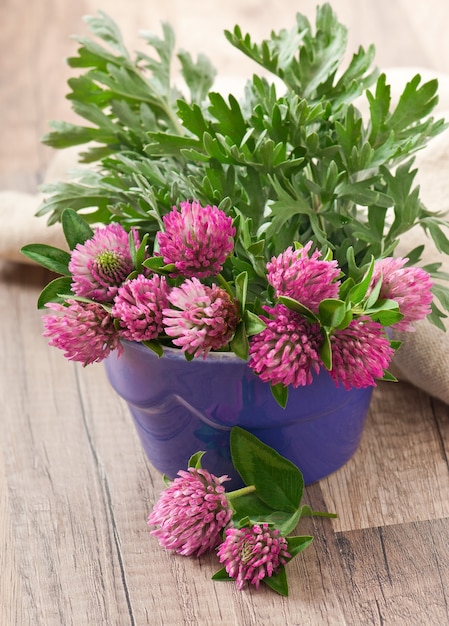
xmin=249 ymin=304 xmax=322 ymax=387
xmin=147 ymin=467 xmax=232 ymax=557
xmin=370 ymin=257 xmax=433 ymax=331
xmin=217 ymin=523 xmax=291 ymax=590
xmin=69 ymin=223 xmax=139 ymax=302
xmin=267 ymin=242 xmax=340 ymax=312
xmin=163 ymin=277 xmax=240 ymax=358
xmin=329 ymin=317 xmax=394 ymax=389
xmin=112 ymin=274 xmax=170 ymax=342
xmin=42 ymin=300 xmax=122 ymax=365
xmin=157 ymin=200 xmax=235 ymax=277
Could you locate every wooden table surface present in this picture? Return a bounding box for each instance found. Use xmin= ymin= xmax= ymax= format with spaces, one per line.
xmin=2 ymin=1 xmax=449 ymax=624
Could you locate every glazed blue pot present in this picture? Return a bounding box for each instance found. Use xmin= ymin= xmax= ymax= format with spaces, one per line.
xmin=104 ymin=341 xmax=373 ymax=487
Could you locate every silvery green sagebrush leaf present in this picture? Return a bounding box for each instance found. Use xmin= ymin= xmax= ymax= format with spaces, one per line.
xmin=136 ymin=22 xmax=177 ymax=99
xmin=429 ymin=301 xmax=448 ymax=331
xmin=42 ymin=120 xmax=112 ymax=149
xmin=223 ymin=25 xmax=280 ymax=75
xmin=35 ymin=7 xmax=449 ymax=323
xmin=177 ymin=50 xmax=216 ymax=104
xmin=36 ymin=181 xmax=115 ymax=225
xmin=287 ymin=4 xmax=347 ymax=98
xmin=431 ymin=285 xmax=449 ymax=312
xmin=83 ymin=11 xmax=129 ymax=57
xmin=387 ymin=75 xmax=439 ymax=133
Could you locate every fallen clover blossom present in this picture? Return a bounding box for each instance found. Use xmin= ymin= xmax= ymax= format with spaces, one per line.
xmin=147 ymin=467 xmax=234 ymax=556
xmin=217 ymin=523 xmax=291 ymax=590
xmin=147 ymin=428 xmax=333 ymax=596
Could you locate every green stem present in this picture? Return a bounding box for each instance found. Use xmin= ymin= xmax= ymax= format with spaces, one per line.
xmin=310 ymin=510 xmax=338 ymax=518
xmin=226 ymin=484 xmax=256 ymax=501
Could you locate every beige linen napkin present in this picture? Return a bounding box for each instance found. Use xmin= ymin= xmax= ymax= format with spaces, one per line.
xmin=2 ymin=70 xmax=449 ymax=403
xmin=0 ymin=146 xmax=82 ymax=262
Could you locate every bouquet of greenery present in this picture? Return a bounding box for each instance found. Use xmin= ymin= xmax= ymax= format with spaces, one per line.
xmin=22 ymin=4 xmax=449 ymax=407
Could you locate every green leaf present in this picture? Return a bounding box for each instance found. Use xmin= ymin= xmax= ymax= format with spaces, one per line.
xmin=286 ymin=535 xmax=314 ymax=558
xmin=188 ymin=451 xmax=205 ymax=469
xmin=61 ymin=209 xmax=94 ymax=250
xmin=370 ymin=309 xmax=403 ymax=326
xmin=365 ymin=299 xmax=403 ymax=325
xmin=230 ymin=427 xmax=304 ymax=512
xmin=338 ymin=277 xmax=355 ymax=300
xmin=229 ymin=492 xmax=300 ymax=532
xmin=211 ymin=567 xmax=233 ymax=582
xmin=381 ymin=370 xmax=398 ymax=382
xmin=347 ymin=257 xmax=375 ymax=304
xmin=37 ymin=276 xmax=74 ymax=308
xmin=318 ymin=298 xmax=347 ymax=328
xmin=235 ymin=271 xmax=248 ymax=310
xmin=263 ymin=565 xmax=289 ymax=596
xmin=20 ymin=244 xmax=71 ymax=275
xmin=141 ymin=340 xmax=164 ymax=357
xmin=142 ymin=256 xmax=175 ymax=274
xmin=244 ymin=310 xmax=266 ymax=336
xmin=135 ymin=233 xmax=149 ymax=272
xmin=277 ymin=295 xmax=319 ymax=322
xmin=365 ymin=275 xmax=383 ymax=309
xmin=319 ymin=330 xmax=332 ymax=370
xmin=277 ymin=508 xmax=303 ymax=536
xmin=230 ymin=322 xmax=249 ymax=360
xmin=388 ymin=75 xmax=439 ymax=133
xmin=270 ymin=383 xmax=289 ymax=408
xmin=429 ymin=300 xmax=448 ymax=331
xmin=162 ymin=474 xmax=172 ymax=487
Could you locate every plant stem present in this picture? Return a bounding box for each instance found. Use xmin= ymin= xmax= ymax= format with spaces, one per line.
xmin=227 ymin=484 xmax=256 ymax=501
xmin=310 ymin=510 xmax=338 ymax=518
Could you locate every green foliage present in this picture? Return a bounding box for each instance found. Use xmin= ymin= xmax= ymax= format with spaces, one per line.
xmin=21 ymin=244 xmax=71 ymax=275
xmin=210 ymin=427 xmax=335 ymax=595
xmin=35 ymin=6 xmax=449 ymax=322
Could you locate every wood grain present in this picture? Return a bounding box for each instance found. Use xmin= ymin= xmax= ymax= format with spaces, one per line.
xmin=2 ymin=1 xmax=449 ymax=624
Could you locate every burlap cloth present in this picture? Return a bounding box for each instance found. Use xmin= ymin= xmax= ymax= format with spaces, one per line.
xmin=2 ymin=68 xmax=449 ymax=403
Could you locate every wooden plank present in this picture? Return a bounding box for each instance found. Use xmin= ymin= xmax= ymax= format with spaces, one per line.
xmin=0 ymin=0 xmax=88 ymax=191
xmin=331 ymin=520 xmax=449 ymax=625
xmin=320 ymin=382 xmax=449 ymax=532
